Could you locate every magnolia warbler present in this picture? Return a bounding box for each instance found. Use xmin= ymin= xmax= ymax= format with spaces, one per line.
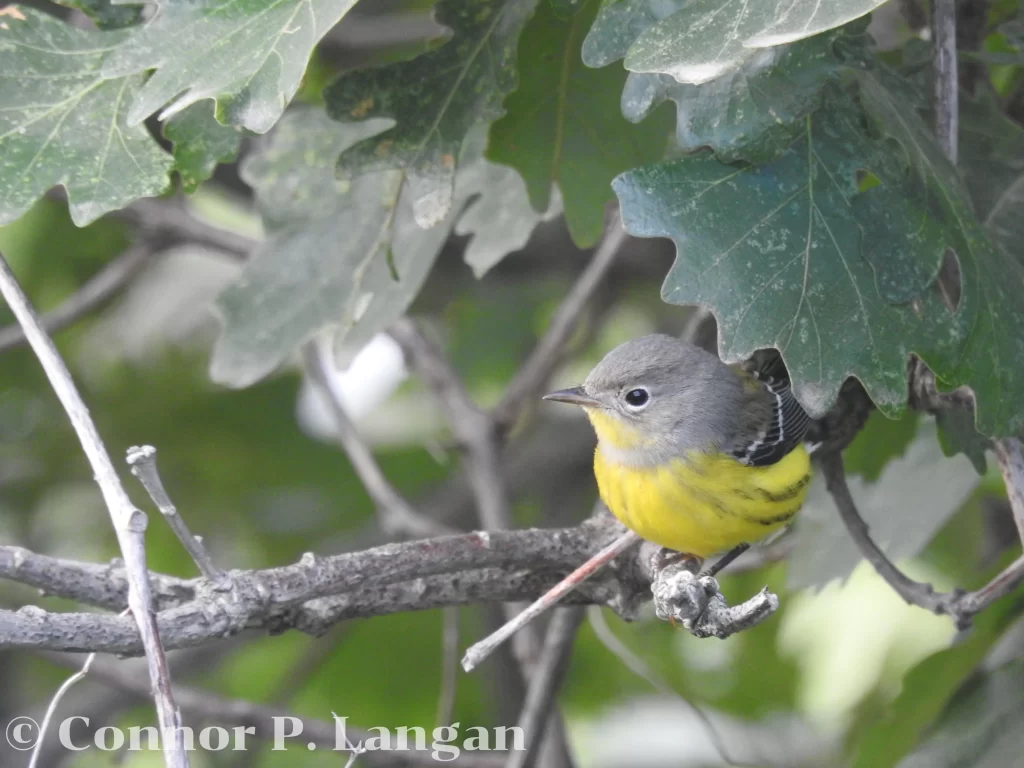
xmin=544 ymin=334 xmax=813 ymax=565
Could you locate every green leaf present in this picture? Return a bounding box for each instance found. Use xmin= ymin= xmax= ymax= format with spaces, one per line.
xmin=936 ymin=408 xmax=990 ymax=475
xmin=54 ymin=0 xmax=143 ymax=30
xmin=623 ymin=0 xmax=889 ymax=84
xmin=487 ymin=0 xmax=671 ymax=246
xmin=100 ymin=0 xmax=359 ymax=134
xmin=851 ymin=588 xmax=1023 ymax=768
xmin=455 ymin=158 xmax=561 ymax=278
xmin=584 ymin=3 xmax=866 ymax=164
xmin=787 ymin=418 xmax=980 ymax=590
xmin=0 ymin=7 xmax=172 ymax=227
xmin=614 ymin=75 xmax=1024 ymax=439
xmin=856 ymin=69 xmax=1024 ymax=438
xmin=324 ymin=0 xmax=537 ymax=229
xmin=898 ymin=661 xmax=1024 ymax=768
xmin=581 ymin=0 xmax=684 ymax=67
xmin=211 ymin=112 xmax=511 ymax=386
xmin=163 ymin=102 xmax=243 ymax=193
xmin=844 ymin=410 xmax=921 ymax=483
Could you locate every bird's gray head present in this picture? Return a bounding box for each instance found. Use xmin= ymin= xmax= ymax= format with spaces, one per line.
xmin=544 ymin=334 xmax=741 ymax=464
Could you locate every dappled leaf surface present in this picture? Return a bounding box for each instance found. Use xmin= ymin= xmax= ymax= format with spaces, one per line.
xmin=324 ymin=0 xmax=536 ymax=228
xmin=623 ymin=0 xmax=888 ymax=84
xmin=211 ymin=110 xmax=418 ymax=386
xmin=0 ymin=7 xmax=172 ymax=226
xmin=488 ymin=0 xmax=671 ymax=246
xmin=101 ymin=0 xmax=358 ymax=134
xmin=211 ymin=116 xmax=529 ymax=385
xmin=585 ymin=2 xmax=862 ymax=163
xmin=455 ymin=160 xmax=560 ymax=278
xmin=55 ymin=0 xmax=143 ymax=29
xmin=163 ymin=102 xmax=243 ymax=193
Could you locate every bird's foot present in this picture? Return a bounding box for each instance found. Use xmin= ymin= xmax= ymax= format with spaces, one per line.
xmin=697 ymin=543 xmax=751 ymax=579
xmin=649 ymin=547 xmax=702 ymax=577
xmin=651 ymin=557 xmax=778 ymax=639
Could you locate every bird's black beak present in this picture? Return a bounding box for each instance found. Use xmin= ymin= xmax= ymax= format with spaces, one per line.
xmin=542 ymin=386 xmax=603 ymax=408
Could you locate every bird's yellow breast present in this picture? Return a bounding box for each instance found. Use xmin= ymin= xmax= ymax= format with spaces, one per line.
xmin=586 ymin=409 xmax=811 ymax=558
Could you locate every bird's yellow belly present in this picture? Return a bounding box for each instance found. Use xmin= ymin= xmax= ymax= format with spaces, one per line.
xmin=593 ymin=447 xmax=811 ymax=558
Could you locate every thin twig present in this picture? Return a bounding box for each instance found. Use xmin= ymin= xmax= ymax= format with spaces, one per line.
xmin=28 ymin=646 xmax=102 ymax=768
xmin=0 ymin=245 xmax=151 ymax=354
xmin=0 ymin=250 xmax=189 ymax=768
xmin=125 ymin=197 xmax=257 ymax=260
xmin=436 ymin=606 xmax=460 ymax=728
xmin=303 ymin=338 xmax=453 ymax=538
xmin=495 ymin=213 xmax=627 ymax=428
xmin=994 ymin=438 xmax=1024 ymax=545
xmin=505 ymin=607 xmax=584 ymax=768
xmin=127 ymin=445 xmax=226 ymax=582
xmin=932 ymin=0 xmax=959 ymax=164
xmin=462 ymin=531 xmax=640 ymax=672
xmin=46 ymin=655 xmax=504 ymax=768
xmin=586 ymin=606 xmax=751 ymax=768
xmin=822 ymin=452 xmax=951 ymax=613
xmin=389 ymin=318 xmax=511 ymax=531
xmin=822 ymin=452 xmax=1024 ymax=628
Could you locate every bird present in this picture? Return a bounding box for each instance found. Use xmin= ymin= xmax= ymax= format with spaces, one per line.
xmin=543 ymin=333 xmax=813 ymax=573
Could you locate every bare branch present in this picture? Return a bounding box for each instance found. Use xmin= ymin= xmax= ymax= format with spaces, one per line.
xmin=0 ymin=521 xmax=641 ymax=654
xmin=0 ymin=545 xmax=193 ymax=612
xmin=462 ymin=530 xmax=640 ymax=672
xmin=124 ymin=197 xmax=257 ymax=259
xmin=389 ymin=318 xmax=511 ymax=531
xmin=28 ymin=647 xmax=102 ymax=768
xmin=932 ymin=0 xmax=958 ymax=164
xmin=0 ymin=249 xmax=189 ymax=768
xmin=495 ymin=213 xmax=627 ymax=428
xmin=0 ymin=245 xmax=151 ymax=353
xmin=506 ymin=607 xmax=585 ymax=768
xmin=127 ymin=445 xmax=226 ymax=582
xmin=586 ymin=606 xmax=751 ymax=768
xmin=994 ymin=438 xmax=1024 ymax=545
xmin=303 ymin=339 xmax=453 ymax=538
xmin=436 ymin=607 xmax=460 ymax=728
xmin=822 ymin=452 xmax=1024 ymax=628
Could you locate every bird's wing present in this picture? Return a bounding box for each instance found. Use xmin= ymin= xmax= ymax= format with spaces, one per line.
xmin=730 ymin=372 xmax=811 ymax=467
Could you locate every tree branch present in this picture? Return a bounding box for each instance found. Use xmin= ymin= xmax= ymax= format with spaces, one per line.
xmin=506 ymin=607 xmax=584 ymax=768
xmin=303 ymin=338 xmax=454 ymax=538
xmin=0 ymin=521 xmax=643 ymax=654
xmin=495 ymin=212 xmax=627 ymax=428
xmin=127 ymin=445 xmax=226 ymax=582
xmin=822 ymin=452 xmax=1024 ymax=629
xmin=0 ymin=245 xmax=151 ymax=353
xmin=932 ymin=0 xmax=959 ymax=163
xmin=0 ymin=249 xmax=189 ymax=768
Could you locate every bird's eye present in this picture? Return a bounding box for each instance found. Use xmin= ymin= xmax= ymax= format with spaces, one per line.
xmin=624 ymin=388 xmax=649 ymax=408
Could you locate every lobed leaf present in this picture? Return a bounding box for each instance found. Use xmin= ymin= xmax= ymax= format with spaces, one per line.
xmin=614 ymin=71 xmax=1024 ymax=439
xmin=324 ymin=0 xmax=537 ymax=229
xmin=101 ymin=0 xmax=359 ymax=134
xmin=487 ymin=0 xmax=671 ymax=246
xmin=163 ymin=102 xmax=243 ymax=193
xmin=623 ymin=0 xmax=889 ymax=84
xmin=210 ymin=114 xmax=547 ymax=386
xmin=0 ymin=6 xmax=172 ymax=227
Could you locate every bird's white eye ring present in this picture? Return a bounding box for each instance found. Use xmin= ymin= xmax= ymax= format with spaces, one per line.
xmin=623 ymin=388 xmax=649 ymax=409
